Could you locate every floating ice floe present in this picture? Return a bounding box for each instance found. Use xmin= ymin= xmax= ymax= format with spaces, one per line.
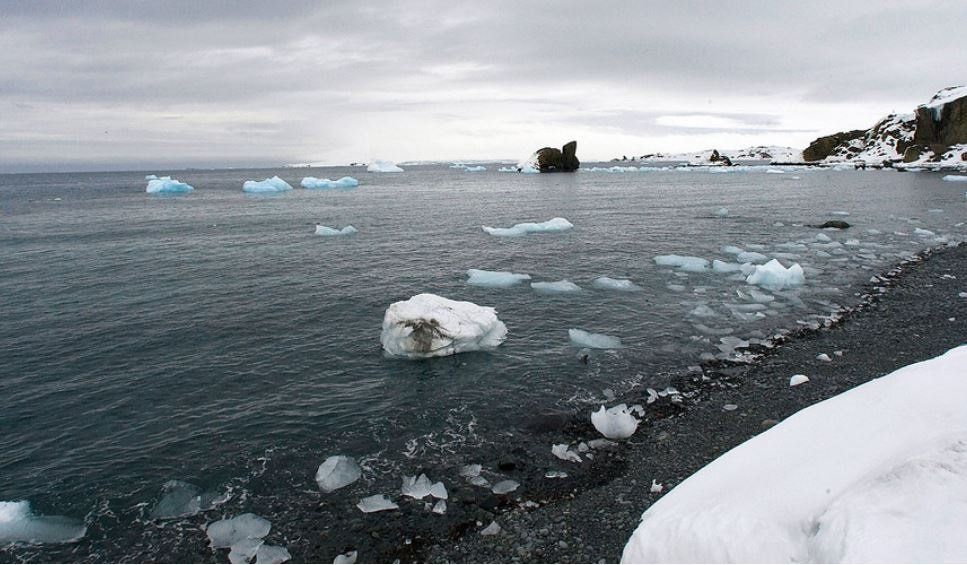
xmin=789 ymin=374 xmax=810 ymax=387
xmin=482 ymin=217 xmax=573 ymax=237
xmin=531 ymin=280 xmax=582 ymax=293
xmin=497 ymin=166 xmax=517 ymax=172
xmin=466 ymin=269 xmax=531 ymax=288
xmin=333 ymin=550 xmax=357 ymax=564
xmin=623 ymin=345 xmax=967 ymax=563
xmin=207 ymin=513 xmax=271 ymax=550
xmin=243 ymin=176 xmax=292 ymax=193
xmin=736 ymin=251 xmax=768 ymax=263
xmin=569 ymin=328 xmax=622 ymax=349
xmin=491 ymin=480 xmax=520 ymax=495
xmin=654 ymin=255 xmax=709 ymax=272
xmin=552 ymin=443 xmax=583 ymax=463
xmin=356 ymin=495 xmax=398 ymax=513
xmin=942 ymin=174 xmax=967 ymax=182
xmin=315 ymin=456 xmax=361 ymax=493
xmin=711 ymin=260 xmax=745 ymax=274
xmin=0 ymin=501 xmax=86 ymax=544
xmin=146 ymin=176 xmax=194 ymax=194
xmin=650 ymin=480 xmax=664 ymax=494
xmin=746 ymin=259 xmax=805 ymax=291
xmin=315 ymin=225 xmax=358 ymax=237
xmin=367 ymin=160 xmax=403 ymax=172
xmin=301 ymin=176 xmax=359 ymax=189
xmin=150 ymin=480 xmax=227 ymax=519
xmin=380 ymin=294 xmax=507 ymax=359
xmin=592 ymin=276 xmax=642 ymax=291
xmin=591 ymin=404 xmax=640 ymax=439
xmin=464 ymin=166 xmax=486 ymax=172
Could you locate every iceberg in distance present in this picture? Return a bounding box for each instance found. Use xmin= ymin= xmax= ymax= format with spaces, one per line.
xmin=367 ymin=160 xmax=404 ymax=172
xmin=569 ymin=329 xmax=622 ymax=349
xmin=466 ymin=269 xmax=531 ymax=288
xmin=242 ymin=176 xmax=292 ymax=193
xmin=301 ymin=176 xmax=359 ymax=189
xmin=482 ymin=217 xmax=573 ymax=237
xmin=380 ymin=293 xmax=507 ymax=359
xmin=315 ymin=225 xmax=358 ymax=236
xmin=146 ymin=176 xmax=194 ymax=194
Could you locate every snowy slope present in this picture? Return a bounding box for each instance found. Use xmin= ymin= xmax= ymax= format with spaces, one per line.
xmin=622 ymin=345 xmax=967 ymax=563
xmin=636 ymin=146 xmax=802 ymax=165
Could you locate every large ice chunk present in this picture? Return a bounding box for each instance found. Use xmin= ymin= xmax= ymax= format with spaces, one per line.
xmin=402 ymin=474 xmax=446 ymax=500
xmin=654 ymin=255 xmax=709 ymax=272
xmin=569 ymin=329 xmax=622 ymax=349
xmin=591 ymin=404 xmax=640 ymax=440
xmin=146 ymin=176 xmax=194 ymax=194
xmin=315 ymin=225 xmax=358 ymax=237
xmin=380 ymin=294 xmax=507 ymax=359
xmin=481 ymin=217 xmax=573 ymax=237
xmin=466 ymin=269 xmax=531 ymax=288
xmin=592 ymin=277 xmax=642 ymax=291
xmin=315 ymin=456 xmax=362 ymax=493
xmin=243 ymin=176 xmax=292 ymax=193
xmin=301 ymin=176 xmax=359 ymax=189
xmin=0 ymin=501 xmax=86 ymax=544
xmin=229 ymin=538 xmax=263 ymax=564
xmin=206 ymin=513 xmax=271 ymax=549
xmin=746 ymin=259 xmax=805 ymax=291
xmin=531 ymin=280 xmax=582 ymax=293
xmin=367 ymin=160 xmax=404 ymax=172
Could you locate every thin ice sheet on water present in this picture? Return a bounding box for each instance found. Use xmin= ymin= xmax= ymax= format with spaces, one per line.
xmin=654 ymin=255 xmax=709 ymax=272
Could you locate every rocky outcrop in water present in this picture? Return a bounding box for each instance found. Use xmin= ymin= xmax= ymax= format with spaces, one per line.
xmin=535 ymin=141 xmax=580 ymax=172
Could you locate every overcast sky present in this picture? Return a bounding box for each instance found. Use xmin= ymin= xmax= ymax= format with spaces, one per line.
xmin=2 ymin=0 xmax=965 ymax=172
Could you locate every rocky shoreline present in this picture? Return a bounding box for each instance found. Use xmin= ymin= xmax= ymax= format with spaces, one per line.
xmin=417 ymin=243 xmax=966 ymax=564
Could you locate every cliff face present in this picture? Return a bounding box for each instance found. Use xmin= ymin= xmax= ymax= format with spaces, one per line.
xmin=802 ymin=86 xmax=967 ymax=166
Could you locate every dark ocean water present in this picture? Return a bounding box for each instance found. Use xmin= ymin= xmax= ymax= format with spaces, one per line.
xmin=0 ymin=164 xmax=964 ymax=560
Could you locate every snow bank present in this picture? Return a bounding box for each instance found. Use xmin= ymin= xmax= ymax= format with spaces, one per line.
xmin=0 ymin=501 xmax=86 ymax=544
xmin=591 ymin=404 xmax=640 ymax=440
xmin=592 ymin=277 xmax=642 ymax=291
xmin=482 ymin=217 xmax=573 ymax=237
xmin=146 ymin=176 xmax=194 ymax=194
xmin=531 ymin=280 xmax=582 ymax=293
xmin=746 ymin=259 xmax=805 ymax=291
xmin=243 ymin=176 xmax=292 ymax=193
xmin=315 ymin=225 xmax=357 ymax=237
xmin=943 ymin=175 xmax=967 ymax=182
xmin=622 ymin=345 xmax=967 ymax=564
xmin=466 ymin=269 xmax=531 ymax=288
xmin=301 ymin=176 xmax=359 ymax=189
xmin=367 ymin=160 xmax=403 ymax=173
xmin=315 ymin=456 xmax=361 ymax=493
xmin=380 ymin=294 xmax=507 ymax=359
xmin=569 ymin=329 xmax=622 ymax=349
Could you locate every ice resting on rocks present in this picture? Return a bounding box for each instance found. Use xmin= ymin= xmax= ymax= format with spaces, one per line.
xmin=380 ymin=293 xmax=507 ymax=359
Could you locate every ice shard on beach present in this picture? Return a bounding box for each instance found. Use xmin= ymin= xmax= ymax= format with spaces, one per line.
xmin=380 ymin=294 xmax=507 ymax=359
xmin=315 ymin=456 xmax=361 ymax=493
xmin=206 ymin=513 xmax=271 ymax=549
xmin=591 ymin=404 xmax=640 ymax=439
xmin=356 ymin=494 xmax=398 ymax=513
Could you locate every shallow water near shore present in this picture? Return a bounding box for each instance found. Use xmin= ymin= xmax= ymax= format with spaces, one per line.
xmin=1 ymin=165 xmax=965 ymax=561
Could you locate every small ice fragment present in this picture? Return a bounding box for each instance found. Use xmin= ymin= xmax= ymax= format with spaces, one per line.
xmin=229 ymin=538 xmax=264 ymax=564
xmin=432 ymin=500 xmax=447 ymax=514
xmin=830 ymin=211 xmax=850 ymax=216
xmin=242 ymin=176 xmax=292 ymax=193
xmin=492 ymin=480 xmax=520 ymax=495
xmin=714 ymin=207 xmax=729 ymax=217
xmin=532 ymin=280 xmax=582 ymax=293
xmin=380 ymin=294 xmax=507 ymax=359
xmin=736 ymin=251 xmax=768 ymax=263
xmin=959 ymin=292 xmax=967 ymax=298
xmin=333 ymin=550 xmax=357 ymax=564
xmin=749 ymin=289 xmax=775 ymax=303
xmin=592 ymin=276 xmax=642 ymax=291
xmin=577 ymin=442 xmax=590 ymax=453
xmin=654 ymin=255 xmax=709 ymax=272
xmin=817 ymin=353 xmax=832 ymax=362
xmin=591 ymin=404 xmax=639 ymax=439
xmin=356 ymin=495 xmax=398 ymax=513
xmin=429 ymin=482 xmax=448 ymax=500
xmin=459 ymin=464 xmax=482 ymax=478
xmin=544 ymin=470 xmax=568 ymax=479
xmin=712 ymin=260 xmax=743 ymax=273
xmin=482 ymin=217 xmax=573 ymax=237
xmin=790 ymin=374 xmax=810 ymax=387
xmin=722 ymin=245 xmax=744 ymax=255
xmin=480 ymin=521 xmax=501 ymax=536
xmin=551 ymin=444 xmax=582 ymax=463
xmin=815 ymin=233 xmax=832 ymax=242
xmin=834 ymin=350 xmax=844 ymax=356
xmin=315 ymin=225 xmax=358 ymax=236
xmin=690 ymin=304 xmax=718 ymax=318
xmin=588 ymin=439 xmax=617 ymax=449
xmin=150 ymin=480 xmax=225 ymax=519
xmin=723 ymin=404 xmax=739 ymax=411
xmin=256 ymin=545 xmax=291 ymax=564
xmin=915 ymin=228 xmax=936 ymax=237
xmin=301 ymin=176 xmax=359 ymax=189
xmin=466 ymin=269 xmax=531 ymax=287
xmin=468 ymin=476 xmax=490 ymax=487
xmin=746 ymin=259 xmax=805 ymax=291
xmin=0 ymin=500 xmax=86 ymax=544
xmin=569 ymin=329 xmax=622 ymax=349
xmin=367 ymin=160 xmax=404 ymax=172
xmin=315 ymin=456 xmax=362 ymax=493
xmin=206 ymin=513 xmax=271 ymax=549
xmin=650 ymin=480 xmax=664 ymax=494
xmin=146 ymin=176 xmax=194 ymax=194
xmin=401 ymin=474 xmax=433 ymax=499
xmin=603 ymin=388 xmax=616 ymax=401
